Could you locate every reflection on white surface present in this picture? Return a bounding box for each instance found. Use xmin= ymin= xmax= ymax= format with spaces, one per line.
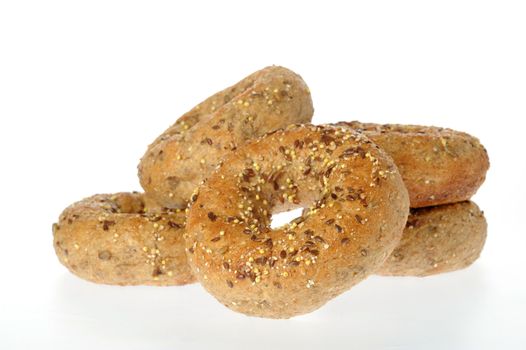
xmin=20 ymin=266 xmax=491 ymax=349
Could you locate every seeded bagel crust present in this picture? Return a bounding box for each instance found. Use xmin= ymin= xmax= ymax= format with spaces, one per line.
xmin=139 ymin=66 xmax=314 ymax=209
xmin=337 ymin=122 xmax=489 ymax=208
xmin=378 ymin=201 xmax=487 ymax=276
xmin=54 ymin=196 xmax=486 ymax=285
xmin=53 ymin=192 xmax=194 ymax=286
xmin=185 ymin=124 xmax=409 ymax=318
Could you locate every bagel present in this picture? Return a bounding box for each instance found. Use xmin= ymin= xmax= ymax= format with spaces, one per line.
xmin=55 ymin=197 xmax=486 ymax=284
xmin=54 ymin=195 xmax=485 ymax=285
xmin=184 ymin=124 xmax=409 ymax=318
xmin=378 ymin=201 xmax=487 ymax=276
xmin=337 ymin=122 xmax=489 ymax=207
xmin=53 ymin=192 xmax=193 ymax=286
xmin=139 ymin=66 xmax=314 ymax=209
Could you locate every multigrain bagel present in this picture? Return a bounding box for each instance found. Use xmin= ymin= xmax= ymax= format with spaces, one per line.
xmin=378 ymin=201 xmax=487 ymax=276
xmin=55 ymin=197 xmax=486 ymax=285
xmin=53 ymin=192 xmax=193 ymax=286
xmin=185 ymin=124 xmax=409 ymax=318
xmin=139 ymin=66 xmax=314 ymax=209
xmin=55 ymin=197 xmax=485 ymax=285
xmin=337 ymin=122 xmax=489 ymax=208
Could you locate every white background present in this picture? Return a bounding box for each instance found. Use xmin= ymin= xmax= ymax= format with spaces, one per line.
xmin=1 ymin=1 xmax=525 ymax=349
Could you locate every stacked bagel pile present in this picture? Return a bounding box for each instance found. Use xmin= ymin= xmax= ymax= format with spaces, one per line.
xmin=53 ymin=66 xmax=489 ymax=318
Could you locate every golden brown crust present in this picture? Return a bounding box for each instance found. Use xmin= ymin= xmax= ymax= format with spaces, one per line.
xmin=378 ymin=201 xmax=487 ymax=276
xmin=185 ymin=124 xmax=409 ymax=318
xmin=337 ymin=122 xmax=490 ymax=208
xmin=139 ymin=66 xmax=314 ymax=209
xmin=53 ymin=192 xmax=194 ymax=286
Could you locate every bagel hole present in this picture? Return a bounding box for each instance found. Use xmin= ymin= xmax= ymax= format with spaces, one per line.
xmin=270 ymin=207 xmax=304 ymax=229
